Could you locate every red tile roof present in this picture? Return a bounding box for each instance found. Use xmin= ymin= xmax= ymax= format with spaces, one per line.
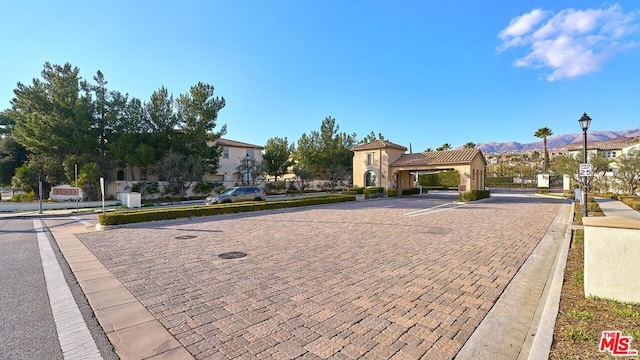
xmin=390 ymin=148 xmax=484 ymax=167
xmin=353 ymin=139 xmax=408 ymax=151
xmin=566 ymin=137 xmax=640 ymax=151
xmin=215 ymin=138 xmax=264 ymax=149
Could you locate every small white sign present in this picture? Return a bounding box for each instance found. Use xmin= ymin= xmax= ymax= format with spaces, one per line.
xmin=579 ymin=163 xmax=593 ymax=177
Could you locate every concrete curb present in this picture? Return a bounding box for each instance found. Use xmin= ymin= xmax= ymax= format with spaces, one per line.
xmin=455 ymin=201 xmax=573 ymax=359
xmin=527 ymin=202 xmax=574 ymax=359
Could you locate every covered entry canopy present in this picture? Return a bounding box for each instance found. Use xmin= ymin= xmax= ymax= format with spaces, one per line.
xmin=389 ymin=148 xmax=487 ymax=194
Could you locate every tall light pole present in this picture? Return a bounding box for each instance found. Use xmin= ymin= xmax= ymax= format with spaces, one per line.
xmin=578 ymin=112 xmax=592 ymax=217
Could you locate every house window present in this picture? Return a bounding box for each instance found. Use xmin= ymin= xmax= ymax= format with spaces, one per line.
xmin=246 ymin=149 xmax=254 ymax=159
xmin=117 ymin=170 xmax=124 ymax=181
xmin=367 ymin=153 xmax=374 ymax=166
xmin=222 ymin=147 xmax=229 ymax=159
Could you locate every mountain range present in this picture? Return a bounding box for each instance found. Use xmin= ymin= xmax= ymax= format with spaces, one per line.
xmin=476 ymin=128 xmax=640 ymax=154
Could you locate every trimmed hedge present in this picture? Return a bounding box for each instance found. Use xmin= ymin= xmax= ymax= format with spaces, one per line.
xmin=387 ymin=189 xmax=398 ymax=197
xmin=349 ymin=187 xmax=365 ymax=194
xmin=402 ymin=188 xmax=422 ymax=196
xmin=457 ymin=190 xmax=490 ymax=202
xmin=418 ymin=171 xmax=459 ymax=188
xmin=363 ymin=187 xmax=384 ymax=199
xmin=99 ymin=194 xmax=356 ymax=226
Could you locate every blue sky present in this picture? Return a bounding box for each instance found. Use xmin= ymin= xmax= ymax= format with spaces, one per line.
xmin=1 ymin=1 xmax=639 ymax=151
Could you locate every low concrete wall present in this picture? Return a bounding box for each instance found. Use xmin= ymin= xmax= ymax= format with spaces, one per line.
xmin=583 ymin=216 xmax=640 ymax=303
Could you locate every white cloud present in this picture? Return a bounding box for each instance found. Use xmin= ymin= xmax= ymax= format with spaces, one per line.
xmin=497 ymin=4 xmax=640 ymax=81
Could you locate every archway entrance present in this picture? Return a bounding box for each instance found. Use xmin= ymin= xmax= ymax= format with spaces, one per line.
xmin=365 ymin=171 xmax=377 ymax=187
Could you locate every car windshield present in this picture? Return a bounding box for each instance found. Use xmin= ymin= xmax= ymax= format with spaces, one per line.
xmin=220 ymin=188 xmax=236 ymax=196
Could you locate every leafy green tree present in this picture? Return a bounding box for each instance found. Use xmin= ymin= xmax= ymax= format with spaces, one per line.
xmin=293 ymin=166 xmax=313 ymax=193
xmin=589 ymin=153 xmax=613 ymax=193
xmin=175 ymin=82 xmax=227 ymax=173
xmin=11 ymin=164 xmax=38 ymax=193
xmin=534 ymin=127 xmax=553 ymax=172
xmin=423 ymin=148 xmax=434 ymax=152
xmin=295 ymin=117 xmax=355 ymax=189
xmin=359 ymin=131 xmax=386 ymax=145
xmin=0 ymin=137 xmax=27 ymax=185
xmin=436 ymin=143 xmax=452 ymax=151
xmin=463 ymin=142 xmax=476 ymax=149
xmin=551 ymin=153 xmax=582 ymax=186
xmin=158 ymin=151 xmax=204 ymax=199
xmin=78 ymin=162 xmax=102 ymax=200
xmin=263 ymin=137 xmax=293 ymax=181
xmin=235 ymin=156 xmax=264 ymax=185
xmin=0 ymin=110 xmax=15 ymax=136
xmin=11 ymin=62 xmax=94 ymax=159
xmin=614 ymin=150 xmax=640 ymax=195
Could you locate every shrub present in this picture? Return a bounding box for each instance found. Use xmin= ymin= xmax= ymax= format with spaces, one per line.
xmin=363 ymin=187 xmax=384 ymax=199
xmin=537 ymin=188 xmax=550 ymax=194
xmin=349 ymin=187 xmax=364 ymax=194
xmin=387 ymin=189 xmax=398 ymax=197
xmin=457 ymin=190 xmax=490 ymax=202
xmin=12 ymin=191 xmax=36 ymax=202
xmin=402 ymin=188 xmax=421 ymax=196
xmin=418 ymin=171 xmax=459 ymax=188
xmin=98 ymin=194 xmax=356 ymax=225
xmin=193 ymin=181 xmax=216 ymax=195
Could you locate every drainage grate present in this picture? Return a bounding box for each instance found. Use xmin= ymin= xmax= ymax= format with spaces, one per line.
xmin=218 ymin=252 xmax=247 ymax=259
xmin=175 ymin=235 xmax=198 ymax=240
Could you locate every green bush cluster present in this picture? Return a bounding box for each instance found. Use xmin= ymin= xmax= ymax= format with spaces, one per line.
xmin=348 ymin=187 xmax=364 ymax=194
xmin=98 ymin=194 xmax=356 ymax=225
xmin=485 ymin=177 xmax=513 ymax=186
xmin=12 ymin=192 xmax=36 ymax=202
xmin=402 ymin=188 xmax=421 ymax=196
xmin=456 ymin=190 xmax=490 ymax=202
xmin=363 ymin=187 xmax=384 ymax=199
xmin=418 ymin=171 xmax=459 ymax=188
xmin=387 ymin=189 xmax=398 ymax=197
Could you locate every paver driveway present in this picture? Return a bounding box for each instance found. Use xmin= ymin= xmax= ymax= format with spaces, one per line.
xmin=75 ymin=192 xmax=563 ymax=359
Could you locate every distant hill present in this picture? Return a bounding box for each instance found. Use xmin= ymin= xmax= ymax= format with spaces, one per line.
xmin=477 ymin=128 xmax=640 ymax=154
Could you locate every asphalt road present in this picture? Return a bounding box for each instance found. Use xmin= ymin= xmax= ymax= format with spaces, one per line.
xmin=0 ymin=217 xmax=118 ymax=360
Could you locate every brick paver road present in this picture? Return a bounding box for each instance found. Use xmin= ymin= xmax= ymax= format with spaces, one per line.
xmin=76 ymin=192 xmax=562 ymax=359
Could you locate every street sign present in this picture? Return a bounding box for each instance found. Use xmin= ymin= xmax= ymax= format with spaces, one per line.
xmin=579 ymin=163 xmax=593 ymax=177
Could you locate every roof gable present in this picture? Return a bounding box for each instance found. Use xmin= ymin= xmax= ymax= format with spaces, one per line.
xmin=353 ymin=139 xmax=408 ymax=151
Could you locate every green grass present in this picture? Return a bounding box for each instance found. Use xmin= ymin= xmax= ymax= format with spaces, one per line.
xmin=566 ymin=310 xmax=594 ymax=321
xmin=563 ymin=326 xmax=593 ymax=341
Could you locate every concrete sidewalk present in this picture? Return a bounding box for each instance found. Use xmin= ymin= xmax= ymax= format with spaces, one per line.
xmin=594 ymin=197 xmax=640 ymax=221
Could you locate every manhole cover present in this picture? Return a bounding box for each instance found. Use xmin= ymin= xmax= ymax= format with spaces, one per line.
xmin=218 ymin=252 xmax=247 ymax=259
xmin=175 ymin=235 xmax=198 ymax=240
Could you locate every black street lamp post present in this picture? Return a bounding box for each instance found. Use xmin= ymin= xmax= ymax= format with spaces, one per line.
xmin=578 ymin=112 xmax=592 ymax=217
xmin=245 ymin=153 xmax=250 ymax=185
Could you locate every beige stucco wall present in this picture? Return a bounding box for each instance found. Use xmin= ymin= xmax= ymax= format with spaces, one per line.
xmin=213 ymin=146 xmax=263 ymax=187
xmin=352 ymin=148 xmax=405 ymax=188
xmin=583 ymin=216 xmax=640 ymax=303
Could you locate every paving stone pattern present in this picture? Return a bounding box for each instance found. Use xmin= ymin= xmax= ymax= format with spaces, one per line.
xmin=77 ymin=195 xmax=561 ymax=359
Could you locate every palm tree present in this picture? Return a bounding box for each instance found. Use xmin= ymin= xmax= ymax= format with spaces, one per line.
xmin=534 ymin=127 xmax=553 ymax=172
xmin=436 ymin=143 xmax=452 ymax=151
xmin=463 ymin=142 xmax=476 ymax=149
